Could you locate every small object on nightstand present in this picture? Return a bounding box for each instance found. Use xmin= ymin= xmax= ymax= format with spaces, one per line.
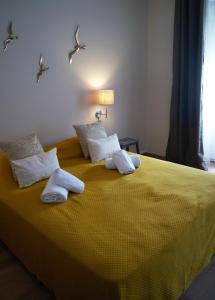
xmin=119 ymin=137 xmax=140 ymax=154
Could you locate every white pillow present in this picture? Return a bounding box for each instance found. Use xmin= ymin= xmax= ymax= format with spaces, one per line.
xmin=87 ymin=134 xmax=121 ymax=163
xmin=0 ymin=133 xmax=44 ymax=181
xmin=11 ymin=148 xmax=60 ymax=188
xmin=73 ymin=122 xmax=107 ymax=159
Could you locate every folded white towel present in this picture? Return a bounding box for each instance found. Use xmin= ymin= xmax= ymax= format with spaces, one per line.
xmin=105 ymin=155 xmax=141 ymax=169
xmin=41 ymin=175 xmax=68 ymax=204
xmin=53 ymin=168 xmax=85 ymax=193
xmin=112 ymin=150 xmax=135 ymax=174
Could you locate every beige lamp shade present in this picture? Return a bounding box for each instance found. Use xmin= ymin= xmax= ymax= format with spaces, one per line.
xmin=96 ymin=90 xmax=114 ymax=105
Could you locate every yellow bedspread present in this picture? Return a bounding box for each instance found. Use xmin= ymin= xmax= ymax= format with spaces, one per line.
xmin=0 ymin=137 xmax=215 ymax=300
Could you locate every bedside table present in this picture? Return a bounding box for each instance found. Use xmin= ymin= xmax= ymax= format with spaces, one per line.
xmin=119 ymin=137 xmax=140 ymax=154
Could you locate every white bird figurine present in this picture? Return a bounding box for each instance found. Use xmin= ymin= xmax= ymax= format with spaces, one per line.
xmin=68 ymin=26 xmax=86 ymax=64
xmin=3 ymin=21 xmax=18 ymax=52
xmin=36 ymin=55 xmax=49 ymax=83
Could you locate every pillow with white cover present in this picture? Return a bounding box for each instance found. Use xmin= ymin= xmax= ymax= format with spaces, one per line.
xmin=87 ymin=134 xmax=121 ymax=163
xmin=11 ymin=148 xmax=60 ymax=188
xmin=0 ymin=133 xmax=44 ymax=180
xmin=73 ymin=122 xmax=107 ymax=159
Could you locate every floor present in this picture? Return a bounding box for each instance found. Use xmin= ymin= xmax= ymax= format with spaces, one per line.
xmin=180 ymin=255 xmax=215 ymax=300
xmin=208 ymin=162 xmax=215 ymax=173
xmin=0 ymin=242 xmax=55 ymax=300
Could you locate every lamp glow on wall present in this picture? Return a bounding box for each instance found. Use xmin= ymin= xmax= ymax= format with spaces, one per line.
xmin=94 ymin=90 xmax=114 ymax=121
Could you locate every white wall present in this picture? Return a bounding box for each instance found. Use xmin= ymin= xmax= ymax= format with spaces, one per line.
xmin=0 ymin=0 xmax=146 ymax=147
xmin=143 ymin=0 xmax=175 ymax=156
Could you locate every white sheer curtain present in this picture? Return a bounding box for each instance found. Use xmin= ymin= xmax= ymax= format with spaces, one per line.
xmin=202 ymin=0 xmax=215 ymax=161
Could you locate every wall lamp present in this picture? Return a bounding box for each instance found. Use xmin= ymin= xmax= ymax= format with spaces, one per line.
xmin=94 ymin=90 xmax=114 ymax=121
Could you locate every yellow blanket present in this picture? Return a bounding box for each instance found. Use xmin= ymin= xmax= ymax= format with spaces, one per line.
xmin=0 ymin=136 xmax=215 ymax=300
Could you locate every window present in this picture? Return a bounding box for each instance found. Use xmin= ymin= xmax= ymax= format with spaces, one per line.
xmin=202 ymin=0 xmax=215 ymax=161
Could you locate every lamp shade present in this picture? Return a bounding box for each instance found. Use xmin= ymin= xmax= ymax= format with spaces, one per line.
xmin=96 ymin=90 xmax=114 ymax=105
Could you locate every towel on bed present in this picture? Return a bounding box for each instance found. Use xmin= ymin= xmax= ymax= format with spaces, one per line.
xmin=112 ymin=150 xmax=135 ymax=174
xmin=41 ymin=174 xmax=68 ymax=203
xmin=53 ymin=168 xmax=85 ymax=194
xmin=105 ymin=155 xmax=141 ymax=170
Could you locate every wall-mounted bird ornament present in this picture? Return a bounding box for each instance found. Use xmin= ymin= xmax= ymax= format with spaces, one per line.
xmin=3 ymin=21 xmax=18 ymax=52
xmin=68 ymin=26 xmax=86 ymax=64
xmin=36 ymin=55 xmax=49 ymax=83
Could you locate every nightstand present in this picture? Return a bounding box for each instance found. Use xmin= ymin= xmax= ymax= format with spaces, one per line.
xmin=119 ymin=137 xmax=140 ymax=154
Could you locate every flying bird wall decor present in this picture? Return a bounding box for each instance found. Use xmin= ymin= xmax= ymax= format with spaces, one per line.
xmin=2 ymin=21 xmax=86 ymax=83
xmin=36 ymin=55 xmax=49 ymax=83
xmin=3 ymin=21 xmax=18 ymax=52
xmin=68 ymin=25 xmax=86 ymax=64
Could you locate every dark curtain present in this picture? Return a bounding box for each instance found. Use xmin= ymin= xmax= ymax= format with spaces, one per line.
xmin=166 ymin=0 xmax=206 ymax=170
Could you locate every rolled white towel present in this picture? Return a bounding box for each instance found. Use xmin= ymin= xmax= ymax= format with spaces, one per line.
xmin=105 ymin=157 xmax=116 ymax=169
xmin=53 ymin=168 xmax=85 ymax=194
xmin=105 ymin=155 xmax=141 ymax=169
xmin=41 ymin=175 xmax=68 ymax=204
xmin=130 ymin=155 xmax=141 ymax=168
xmin=112 ymin=150 xmax=135 ymax=174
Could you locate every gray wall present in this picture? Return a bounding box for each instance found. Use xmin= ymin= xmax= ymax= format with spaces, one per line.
xmin=0 ymin=0 xmax=146 ymax=147
xmin=143 ymin=0 xmax=175 ymax=156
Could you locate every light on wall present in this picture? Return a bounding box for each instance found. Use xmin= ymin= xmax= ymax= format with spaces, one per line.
xmin=94 ymin=90 xmax=114 ymax=121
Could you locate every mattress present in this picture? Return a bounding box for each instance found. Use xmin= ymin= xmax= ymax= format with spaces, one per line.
xmin=0 ymin=137 xmax=215 ymax=300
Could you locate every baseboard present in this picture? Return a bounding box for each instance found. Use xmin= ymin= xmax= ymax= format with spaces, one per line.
xmin=142 ymin=152 xmax=166 ymax=161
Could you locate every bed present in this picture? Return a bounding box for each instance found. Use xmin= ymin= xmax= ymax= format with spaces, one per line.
xmin=0 ymin=136 xmax=215 ymax=300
